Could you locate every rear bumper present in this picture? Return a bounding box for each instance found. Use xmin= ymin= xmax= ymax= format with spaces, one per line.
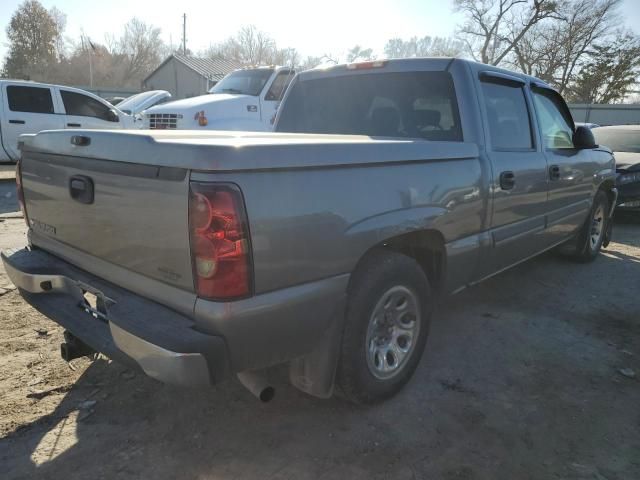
xmin=1 ymin=247 xmax=229 ymax=387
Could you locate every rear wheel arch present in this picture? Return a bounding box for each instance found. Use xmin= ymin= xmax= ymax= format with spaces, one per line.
xmin=349 ymin=229 xmax=447 ymax=295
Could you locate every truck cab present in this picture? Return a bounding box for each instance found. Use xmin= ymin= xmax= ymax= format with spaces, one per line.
xmin=142 ymin=66 xmax=295 ymax=131
xmin=0 ymin=80 xmax=134 ymax=162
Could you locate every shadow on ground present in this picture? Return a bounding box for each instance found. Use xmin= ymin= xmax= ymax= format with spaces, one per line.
xmin=0 ymin=181 xmax=18 ymax=215
xmin=1 ymin=224 xmax=639 ymax=480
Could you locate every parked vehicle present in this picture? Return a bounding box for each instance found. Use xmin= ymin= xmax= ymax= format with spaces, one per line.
xmin=575 ymin=122 xmax=600 ymax=129
xmin=143 ymin=66 xmax=295 ymax=131
xmin=593 ymin=125 xmax=640 ymax=211
xmin=0 ymin=80 xmax=134 ymax=162
xmin=2 ymin=58 xmax=617 ymax=404
xmin=116 ymin=90 xmax=171 ymax=124
xmin=106 ymin=96 xmax=126 ymax=106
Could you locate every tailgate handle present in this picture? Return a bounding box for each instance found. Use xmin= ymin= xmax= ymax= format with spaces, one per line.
xmin=69 ymin=175 xmax=94 ymax=204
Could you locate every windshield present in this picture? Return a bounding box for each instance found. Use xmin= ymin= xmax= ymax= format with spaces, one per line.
xmin=276 ymin=71 xmax=463 ymax=141
xmin=209 ymin=69 xmax=274 ymax=96
xmin=593 ymin=129 xmax=640 ymax=153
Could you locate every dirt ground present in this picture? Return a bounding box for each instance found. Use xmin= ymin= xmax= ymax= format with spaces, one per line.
xmin=0 ymin=215 xmax=638 ymax=480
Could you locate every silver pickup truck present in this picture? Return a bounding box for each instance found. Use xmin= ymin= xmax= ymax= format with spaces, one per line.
xmin=2 ymin=58 xmax=616 ymax=404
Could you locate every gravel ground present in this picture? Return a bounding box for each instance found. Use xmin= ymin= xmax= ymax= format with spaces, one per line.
xmin=0 ymin=180 xmax=18 ymax=215
xmin=0 ymin=216 xmax=639 ymax=480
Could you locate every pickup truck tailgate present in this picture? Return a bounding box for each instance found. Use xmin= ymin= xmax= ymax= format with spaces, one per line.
xmin=20 ymin=148 xmax=193 ymax=293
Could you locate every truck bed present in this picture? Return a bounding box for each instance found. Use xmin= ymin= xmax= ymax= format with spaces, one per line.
xmin=22 ymin=129 xmax=478 ymax=171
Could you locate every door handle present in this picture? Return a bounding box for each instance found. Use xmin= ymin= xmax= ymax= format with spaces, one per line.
xmin=9 ymin=119 xmax=25 ymax=124
xmin=549 ymin=165 xmax=561 ymax=180
xmin=67 ymin=123 xmax=81 ymax=127
xmin=499 ymin=171 xmax=516 ymax=190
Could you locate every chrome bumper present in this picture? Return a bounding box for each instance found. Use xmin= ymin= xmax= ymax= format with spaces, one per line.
xmin=2 ymin=248 xmax=227 ymax=387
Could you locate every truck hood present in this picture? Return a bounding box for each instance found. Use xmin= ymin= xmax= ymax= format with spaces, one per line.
xmin=613 ymin=151 xmax=640 ymax=170
xmin=118 ymin=90 xmax=171 ymax=115
xmin=146 ymin=93 xmax=256 ymax=116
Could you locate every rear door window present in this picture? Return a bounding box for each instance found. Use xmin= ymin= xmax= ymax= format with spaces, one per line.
xmin=6 ymin=85 xmax=55 ymax=114
xmin=480 ymin=80 xmax=533 ymax=150
xmin=277 ymin=71 xmax=463 ymax=141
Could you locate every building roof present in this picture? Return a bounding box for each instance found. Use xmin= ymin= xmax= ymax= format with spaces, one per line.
xmin=144 ymin=54 xmax=242 ymax=83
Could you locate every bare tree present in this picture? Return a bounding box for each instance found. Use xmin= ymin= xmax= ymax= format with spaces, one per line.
xmin=206 ymin=25 xmax=278 ymax=66
xmin=270 ymin=47 xmax=301 ymax=67
xmin=111 ymin=18 xmax=164 ymax=86
xmin=43 ymin=17 xmax=165 ymax=88
xmin=297 ymin=56 xmax=324 ymax=70
xmin=511 ymin=0 xmax=621 ymax=93
xmin=384 ymin=36 xmax=464 ymax=58
xmin=49 ymin=6 xmax=67 ymax=59
xmin=454 ymin=0 xmax=560 ymax=65
xmin=346 ymin=45 xmax=375 ymax=62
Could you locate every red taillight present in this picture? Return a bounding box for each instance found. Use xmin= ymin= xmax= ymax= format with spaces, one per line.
xmin=189 ymin=183 xmax=251 ymax=300
xmin=15 ymin=160 xmax=29 ymax=226
xmin=346 ymin=60 xmax=387 ymax=70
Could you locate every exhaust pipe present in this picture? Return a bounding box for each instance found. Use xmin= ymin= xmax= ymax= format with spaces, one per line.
xmin=60 ymin=331 xmax=95 ymax=362
xmin=237 ymin=370 xmax=275 ymax=403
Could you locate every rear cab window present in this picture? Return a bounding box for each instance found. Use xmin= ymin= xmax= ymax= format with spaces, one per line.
xmin=276 ymin=71 xmax=463 ymax=141
xmin=6 ymin=85 xmax=55 ymax=114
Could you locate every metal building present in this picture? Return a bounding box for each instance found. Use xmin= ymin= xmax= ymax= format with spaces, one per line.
xmin=569 ymin=103 xmax=640 ymax=126
xmin=142 ymin=54 xmax=242 ymax=100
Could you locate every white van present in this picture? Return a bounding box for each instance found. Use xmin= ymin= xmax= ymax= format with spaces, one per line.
xmin=0 ymin=80 xmax=134 ymax=162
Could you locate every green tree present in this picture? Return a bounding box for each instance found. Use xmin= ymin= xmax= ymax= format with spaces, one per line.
xmin=2 ymin=0 xmax=62 ymax=79
xmin=568 ymin=33 xmax=640 ymax=103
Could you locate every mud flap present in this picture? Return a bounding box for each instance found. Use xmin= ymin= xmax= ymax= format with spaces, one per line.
xmin=603 ymin=187 xmax=617 ymax=248
xmin=603 ymin=218 xmax=613 ymax=248
xmin=288 ymin=297 xmax=346 ymax=399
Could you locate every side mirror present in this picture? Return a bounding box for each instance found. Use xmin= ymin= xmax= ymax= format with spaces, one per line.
xmin=106 ymin=109 xmax=120 ymax=123
xmin=573 ymin=125 xmax=597 ymax=149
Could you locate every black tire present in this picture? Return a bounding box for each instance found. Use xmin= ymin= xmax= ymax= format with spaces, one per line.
xmin=571 ymin=190 xmax=610 ymax=263
xmin=336 ymin=249 xmax=432 ymax=404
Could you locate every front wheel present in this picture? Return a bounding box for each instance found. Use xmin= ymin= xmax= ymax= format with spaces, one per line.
xmin=571 ymin=190 xmax=610 ymax=263
xmin=336 ymin=249 xmax=432 ymax=404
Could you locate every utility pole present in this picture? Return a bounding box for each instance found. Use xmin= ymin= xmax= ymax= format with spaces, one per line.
xmin=81 ymin=34 xmax=93 ymax=88
xmin=182 ymin=14 xmax=187 ymax=55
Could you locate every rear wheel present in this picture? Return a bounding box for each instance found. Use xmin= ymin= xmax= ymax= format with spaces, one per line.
xmin=337 ymin=249 xmax=432 ymax=404
xmin=571 ymin=190 xmax=610 ymax=262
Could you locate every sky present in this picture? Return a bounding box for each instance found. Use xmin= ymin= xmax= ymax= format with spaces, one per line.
xmin=1 ymin=0 xmax=640 ymax=62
